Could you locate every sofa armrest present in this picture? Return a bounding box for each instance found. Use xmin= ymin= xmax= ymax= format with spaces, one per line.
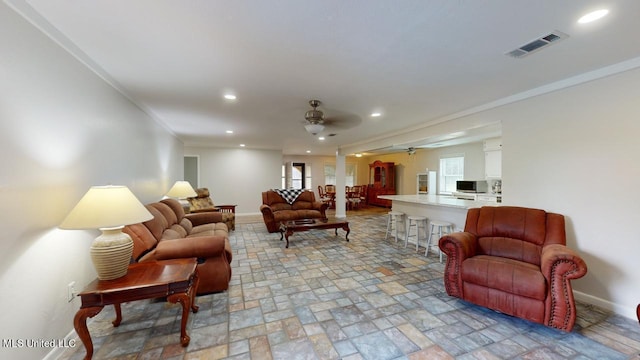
xmin=185 ymin=211 xmax=224 ymax=226
xmin=438 ymin=232 xmax=478 ymax=298
xmin=154 ymin=236 xmax=227 ymax=261
xmin=259 ymin=203 xmax=273 ymax=212
xmin=311 ymin=201 xmax=329 ymax=218
xmin=540 ymin=244 xmax=588 ymax=331
xmin=260 ymin=204 xmax=278 ymax=233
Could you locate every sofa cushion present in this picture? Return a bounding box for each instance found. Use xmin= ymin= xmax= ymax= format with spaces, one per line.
xmin=270 ymin=202 xmax=293 ymax=212
xmin=170 ymin=224 xmax=189 ymax=238
xmin=180 ymin=218 xmax=193 ymax=234
xmin=143 ymin=206 xmax=167 ymax=241
xmin=461 ymin=255 xmax=546 ymax=301
xmin=273 ymin=209 xmax=324 ymax=222
xmin=150 ymin=202 xmax=178 ymax=226
xmin=477 ymin=236 xmax=542 ymax=265
xmin=192 ymin=222 xmax=229 ymax=237
xmin=162 ymin=228 xmax=183 ymax=240
xmin=123 ymin=223 xmax=158 ymax=261
xmin=292 ymin=201 xmax=314 ymax=210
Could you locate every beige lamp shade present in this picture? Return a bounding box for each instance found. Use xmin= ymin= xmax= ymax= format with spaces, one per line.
xmin=60 ymin=185 xmax=153 ymax=280
xmin=166 ymin=181 xmax=197 ymax=199
xmin=60 ymin=185 xmax=153 ymax=230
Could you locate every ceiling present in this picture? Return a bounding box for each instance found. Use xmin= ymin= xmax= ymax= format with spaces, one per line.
xmin=9 ymin=1 xmax=640 ymax=155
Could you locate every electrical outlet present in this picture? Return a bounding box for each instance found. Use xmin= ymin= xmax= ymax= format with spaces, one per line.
xmin=67 ymin=281 xmax=76 ymax=302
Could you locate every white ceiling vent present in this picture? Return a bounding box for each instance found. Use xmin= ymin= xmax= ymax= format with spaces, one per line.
xmin=506 ymin=31 xmax=568 ymax=58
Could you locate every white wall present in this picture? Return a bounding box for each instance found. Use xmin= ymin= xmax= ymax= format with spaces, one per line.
xmin=0 ymin=4 xmax=183 ymax=359
xmin=185 ymin=147 xmax=283 ymax=215
xmin=467 ymin=66 xmax=640 ymax=318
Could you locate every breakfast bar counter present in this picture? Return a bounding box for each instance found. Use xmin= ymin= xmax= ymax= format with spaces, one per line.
xmin=378 ymin=194 xmax=501 ymax=235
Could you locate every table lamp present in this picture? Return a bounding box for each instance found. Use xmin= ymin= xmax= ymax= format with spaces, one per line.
xmin=165 ymin=181 xmax=197 ymax=211
xmin=166 ymin=181 xmax=197 ymax=199
xmin=60 ymin=185 xmax=153 ymax=280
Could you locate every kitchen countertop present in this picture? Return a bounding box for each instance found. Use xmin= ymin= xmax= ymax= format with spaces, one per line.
xmin=378 ymin=194 xmax=502 ymax=209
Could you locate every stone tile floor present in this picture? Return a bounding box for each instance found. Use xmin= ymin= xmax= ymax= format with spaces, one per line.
xmin=59 ymin=214 xmax=640 ymax=359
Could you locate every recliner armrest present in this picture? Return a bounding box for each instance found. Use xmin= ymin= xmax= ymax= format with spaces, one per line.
xmin=439 ymin=231 xmax=478 ymax=260
xmin=540 ymin=244 xmax=587 ymax=281
xmin=540 ymin=244 xmax=587 ymax=331
xmin=154 ymin=236 xmax=226 ymax=260
xmin=185 ymin=212 xmax=224 ymax=226
xmin=438 ymin=231 xmax=478 ymax=298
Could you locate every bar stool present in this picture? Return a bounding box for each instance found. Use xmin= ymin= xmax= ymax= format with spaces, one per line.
xmin=426 ymin=220 xmax=454 ymax=262
xmin=405 ymin=215 xmax=428 ymax=252
xmin=385 ymin=211 xmax=405 ymax=242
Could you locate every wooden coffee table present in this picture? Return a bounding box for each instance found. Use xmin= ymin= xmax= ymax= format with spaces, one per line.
xmin=279 ymin=218 xmax=350 ymax=248
xmin=74 ymin=258 xmax=199 ymax=360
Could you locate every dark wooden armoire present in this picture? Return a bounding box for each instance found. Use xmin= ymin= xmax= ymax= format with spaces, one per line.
xmin=367 ymin=160 xmax=395 ymax=207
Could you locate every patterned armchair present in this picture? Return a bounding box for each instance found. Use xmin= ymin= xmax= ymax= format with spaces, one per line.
xmin=187 ymin=188 xmax=236 ymax=230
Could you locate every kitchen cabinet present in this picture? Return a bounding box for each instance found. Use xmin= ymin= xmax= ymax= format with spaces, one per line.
xmin=485 ymin=150 xmax=502 ymax=178
xmin=484 ymin=138 xmax=502 ymax=179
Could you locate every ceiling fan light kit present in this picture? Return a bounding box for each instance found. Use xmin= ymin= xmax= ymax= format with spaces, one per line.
xmin=304 ymin=99 xmax=325 ymax=135
xmin=305 ymin=123 xmax=325 ymax=135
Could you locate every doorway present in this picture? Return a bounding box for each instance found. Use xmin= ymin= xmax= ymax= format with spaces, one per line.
xmin=184 ymin=155 xmax=199 ymax=188
xmin=292 ymin=162 xmax=305 ymax=189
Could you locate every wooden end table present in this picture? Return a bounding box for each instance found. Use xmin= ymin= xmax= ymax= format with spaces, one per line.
xmin=74 ymin=258 xmax=199 ymax=360
xmin=279 ymin=218 xmax=350 ymax=248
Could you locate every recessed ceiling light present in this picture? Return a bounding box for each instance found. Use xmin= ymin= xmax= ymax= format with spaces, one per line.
xmin=318 ymin=136 xmax=325 ymax=141
xmin=239 ymin=144 xmax=245 ymax=147
xmin=578 ymin=9 xmax=609 ymax=24
xmin=224 ymin=94 xmax=237 ymax=100
xmin=306 ymin=150 xmax=311 ymax=153
xmin=371 ymin=112 xmax=381 ymax=117
xmin=355 ymin=153 xmax=362 ymax=157
xmin=226 ymin=130 xmax=234 ymax=134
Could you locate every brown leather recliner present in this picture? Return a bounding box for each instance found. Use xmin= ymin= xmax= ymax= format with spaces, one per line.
xmin=438 ymin=206 xmax=587 ymax=331
xmin=123 ymin=198 xmax=232 ymax=294
xmin=260 ymin=190 xmax=328 ymax=233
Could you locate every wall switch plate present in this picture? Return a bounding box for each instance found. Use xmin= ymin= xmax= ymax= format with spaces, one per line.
xmin=67 ymin=281 xmax=76 ymax=302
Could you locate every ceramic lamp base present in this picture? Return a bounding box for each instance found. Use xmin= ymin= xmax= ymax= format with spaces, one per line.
xmin=90 ymin=227 xmax=133 ymax=280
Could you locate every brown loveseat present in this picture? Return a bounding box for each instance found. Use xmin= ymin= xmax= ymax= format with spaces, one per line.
xmin=260 ymin=190 xmax=328 ymax=233
xmin=123 ymin=198 xmax=232 ymax=294
xmin=438 ymin=206 xmax=587 ymax=331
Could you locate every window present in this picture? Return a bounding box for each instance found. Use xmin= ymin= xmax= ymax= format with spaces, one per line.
xmin=306 ymin=164 xmax=312 ymax=189
xmin=439 ymin=155 xmax=464 ymax=194
xmin=324 ymin=164 xmax=335 ymax=186
xmin=324 ymin=163 xmax=356 ymax=186
xmin=281 ymin=165 xmax=286 ymax=188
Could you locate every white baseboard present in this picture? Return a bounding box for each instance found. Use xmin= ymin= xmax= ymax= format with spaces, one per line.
xmin=574 ymin=290 xmax=637 ymax=321
xmin=236 ymin=212 xmax=262 ymax=217
xmin=43 ymin=329 xmax=79 ymax=360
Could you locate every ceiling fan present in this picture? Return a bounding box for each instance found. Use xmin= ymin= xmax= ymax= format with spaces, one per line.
xmin=304 ymin=100 xmax=325 ymax=135
xmin=303 ymin=99 xmax=362 ymax=135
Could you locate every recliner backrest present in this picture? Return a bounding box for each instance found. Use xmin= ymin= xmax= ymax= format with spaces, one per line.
xmin=464 ymin=206 xmax=566 ymax=265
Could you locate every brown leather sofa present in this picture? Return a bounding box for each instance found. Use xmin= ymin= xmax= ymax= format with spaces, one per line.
xmin=123 ymin=198 xmax=232 ymax=294
xmin=438 ymin=206 xmax=587 ymax=331
xmin=187 ymin=187 xmax=236 ymax=230
xmin=260 ymin=190 xmax=328 ymax=233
